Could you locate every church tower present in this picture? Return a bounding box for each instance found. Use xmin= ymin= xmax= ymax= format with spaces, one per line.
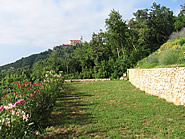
xmin=80 ymin=36 xmax=83 ymax=43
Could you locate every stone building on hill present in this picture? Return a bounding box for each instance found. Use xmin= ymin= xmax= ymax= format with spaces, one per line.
xmin=53 ymin=44 xmax=71 ymax=51
xmin=69 ymin=36 xmax=83 ymax=45
xmin=53 ymin=36 xmax=83 ymax=51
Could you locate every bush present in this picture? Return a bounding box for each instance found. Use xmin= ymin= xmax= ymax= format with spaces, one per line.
xmin=169 ymin=28 xmax=185 ymax=40
xmin=81 ymin=67 xmax=93 ymax=79
xmin=159 ymin=49 xmax=180 ymax=65
xmin=178 ymin=38 xmax=185 ymax=46
xmin=147 ymin=53 xmax=159 ymax=64
xmin=177 ymin=55 xmax=185 ymax=64
xmin=0 ymin=71 xmax=64 ymax=138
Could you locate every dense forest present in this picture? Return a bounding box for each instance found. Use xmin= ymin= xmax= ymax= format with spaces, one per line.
xmin=0 ymin=3 xmax=184 ymax=86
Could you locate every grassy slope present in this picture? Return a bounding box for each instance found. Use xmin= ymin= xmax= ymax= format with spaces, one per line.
xmin=0 ymin=49 xmax=52 ymax=71
xmin=136 ymin=37 xmax=185 ymax=69
xmin=42 ymin=81 xmax=185 ymax=138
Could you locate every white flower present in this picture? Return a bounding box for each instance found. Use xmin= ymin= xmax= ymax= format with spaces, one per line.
xmin=12 ymin=110 xmax=15 ymax=115
xmin=35 ymin=131 xmax=40 ymax=135
xmin=16 ymin=112 xmax=20 ymax=117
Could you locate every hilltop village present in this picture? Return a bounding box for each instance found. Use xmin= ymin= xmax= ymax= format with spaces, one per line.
xmin=53 ymin=36 xmax=83 ymax=51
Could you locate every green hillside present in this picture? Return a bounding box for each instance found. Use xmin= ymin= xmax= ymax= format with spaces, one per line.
xmin=0 ymin=49 xmax=52 ymax=71
xmin=136 ymin=33 xmax=185 ymax=69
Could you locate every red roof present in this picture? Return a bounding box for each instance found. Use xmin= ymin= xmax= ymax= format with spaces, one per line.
xmin=70 ymin=40 xmax=81 ymax=41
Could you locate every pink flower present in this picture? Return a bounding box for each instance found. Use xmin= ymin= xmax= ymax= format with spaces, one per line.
xmin=27 ymin=86 xmax=32 ymax=90
xmin=38 ymin=83 xmax=42 ymax=86
xmin=3 ymin=94 xmax=8 ymax=98
xmin=30 ymin=93 xmax=34 ymax=97
xmin=18 ymin=99 xmax=25 ymax=103
xmin=0 ymin=106 xmax=3 ymax=111
xmin=14 ymin=99 xmax=25 ymax=107
xmin=14 ymin=103 xmax=18 ymax=107
xmin=33 ymin=83 xmax=37 ymax=86
xmin=34 ymin=90 xmax=40 ymax=94
xmin=33 ymin=83 xmax=42 ymax=86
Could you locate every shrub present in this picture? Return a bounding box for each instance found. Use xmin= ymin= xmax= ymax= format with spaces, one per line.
xmin=0 ymin=71 xmax=64 ymax=138
xmin=159 ymin=49 xmax=180 ymax=65
xmin=147 ymin=53 xmax=159 ymax=64
xmin=177 ymin=55 xmax=185 ymax=64
xmin=82 ymin=67 xmax=93 ymax=79
xmin=178 ymin=38 xmax=185 ymax=46
xmin=169 ymin=27 xmax=185 ymax=40
xmin=135 ymin=57 xmax=147 ymax=68
xmin=0 ymin=99 xmax=31 ymax=138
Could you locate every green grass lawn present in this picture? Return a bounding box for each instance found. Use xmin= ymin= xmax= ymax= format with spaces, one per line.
xmin=42 ymin=81 xmax=185 ymax=138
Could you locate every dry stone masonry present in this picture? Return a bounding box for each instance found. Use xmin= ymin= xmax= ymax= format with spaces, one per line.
xmin=65 ymin=78 xmax=110 ymax=82
xmin=128 ymin=67 xmax=185 ymax=106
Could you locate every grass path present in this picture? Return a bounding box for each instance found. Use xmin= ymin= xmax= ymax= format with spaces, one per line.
xmin=43 ymin=81 xmax=185 ymax=138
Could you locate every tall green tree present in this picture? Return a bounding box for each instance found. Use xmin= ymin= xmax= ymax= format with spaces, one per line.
xmin=89 ymin=31 xmax=108 ymax=66
xmin=130 ymin=2 xmax=175 ymax=58
xmin=105 ymin=9 xmax=128 ymax=59
xmin=174 ymin=4 xmax=185 ymax=31
xmin=149 ymin=3 xmax=175 ymax=50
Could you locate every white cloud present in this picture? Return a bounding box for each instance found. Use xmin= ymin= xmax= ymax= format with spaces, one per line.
xmin=0 ymin=0 xmax=180 ymax=49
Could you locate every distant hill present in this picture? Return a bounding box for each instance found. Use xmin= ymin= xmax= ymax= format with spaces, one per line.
xmin=135 ymin=35 xmax=185 ymax=69
xmin=0 ymin=49 xmax=53 ymax=71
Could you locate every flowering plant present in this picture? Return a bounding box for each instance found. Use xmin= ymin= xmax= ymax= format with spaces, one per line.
xmin=0 ymin=99 xmax=34 ymax=137
xmin=0 ymin=71 xmax=64 ymax=137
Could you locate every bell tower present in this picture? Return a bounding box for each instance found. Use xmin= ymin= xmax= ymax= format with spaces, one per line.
xmin=80 ymin=36 xmax=83 ymax=43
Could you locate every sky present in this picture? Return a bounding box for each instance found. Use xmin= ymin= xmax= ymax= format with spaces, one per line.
xmin=0 ymin=0 xmax=184 ymax=66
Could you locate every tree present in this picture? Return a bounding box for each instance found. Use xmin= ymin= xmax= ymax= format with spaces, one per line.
xmin=128 ymin=17 xmax=151 ymax=58
xmin=89 ymin=31 xmax=108 ymax=66
xmin=174 ymin=4 xmax=185 ymax=31
xmin=31 ymin=60 xmax=46 ymax=80
xmin=105 ymin=9 xmax=128 ymax=59
xmin=130 ymin=2 xmax=175 ymax=56
xmin=149 ymin=2 xmax=175 ymax=50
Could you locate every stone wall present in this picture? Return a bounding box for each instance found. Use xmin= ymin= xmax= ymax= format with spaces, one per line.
xmin=65 ymin=78 xmax=110 ymax=82
xmin=128 ymin=68 xmax=185 ymax=106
